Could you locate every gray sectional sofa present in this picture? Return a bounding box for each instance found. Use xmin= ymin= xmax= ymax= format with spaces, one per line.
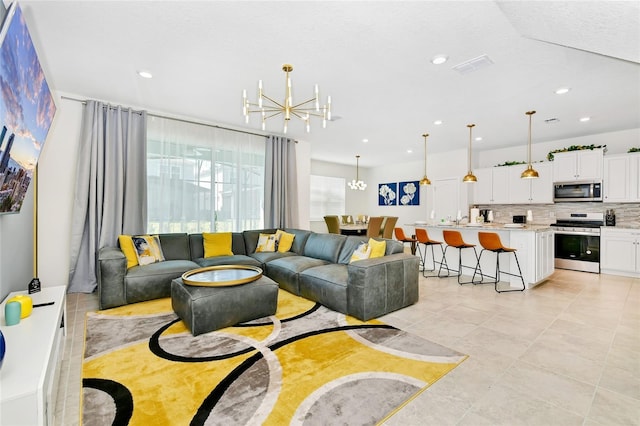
xmin=97 ymin=228 xmax=419 ymax=321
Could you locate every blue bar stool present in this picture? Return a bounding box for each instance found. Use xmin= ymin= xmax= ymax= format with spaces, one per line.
xmin=475 ymin=232 xmax=526 ymax=293
xmin=437 ymin=230 xmax=483 ymax=285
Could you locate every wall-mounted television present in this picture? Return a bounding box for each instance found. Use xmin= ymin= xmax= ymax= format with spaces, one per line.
xmin=0 ymin=2 xmax=56 ymax=214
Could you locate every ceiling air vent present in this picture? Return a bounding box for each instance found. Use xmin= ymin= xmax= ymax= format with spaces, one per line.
xmin=545 ymin=118 xmax=560 ymax=124
xmin=452 ymin=54 xmax=494 ymax=74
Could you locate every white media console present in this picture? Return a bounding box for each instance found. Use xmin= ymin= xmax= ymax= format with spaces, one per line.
xmin=0 ymin=286 xmax=66 ymax=426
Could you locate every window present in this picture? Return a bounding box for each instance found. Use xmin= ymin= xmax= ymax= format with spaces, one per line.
xmin=147 ymin=116 xmax=264 ymax=233
xmin=309 ymin=175 xmax=345 ymax=220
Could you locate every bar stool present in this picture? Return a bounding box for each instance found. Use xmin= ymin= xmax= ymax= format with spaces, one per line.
xmin=476 ymin=232 xmax=525 ymax=293
xmin=394 ymin=227 xmax=418 ymax=255
xmin=438 ymin=230 xmax=483 ymax=285
xmin=415 ymin=228 xmax=443 ymax=277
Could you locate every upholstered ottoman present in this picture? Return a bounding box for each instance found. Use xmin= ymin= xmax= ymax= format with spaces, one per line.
xmin=171 ymin=276 xmax=279 ymax=336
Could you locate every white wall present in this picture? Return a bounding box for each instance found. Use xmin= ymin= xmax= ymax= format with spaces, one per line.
xmin=0 ymin=184 xmax=34 ymax=301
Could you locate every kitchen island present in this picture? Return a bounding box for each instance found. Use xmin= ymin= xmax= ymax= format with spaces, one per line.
xmin=412 ymin=223 xmax=554 ymax=289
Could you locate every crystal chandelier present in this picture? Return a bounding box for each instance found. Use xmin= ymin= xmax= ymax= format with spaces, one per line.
xmin=419 ymin=133 xmax=431 ymax=186
xmin=242 ymin=64 xmax=331 ymax=134
xmin=462 ymin=124 xmax=478 ymax=183
xmin=521 ymin=110 xmax=539 ymax=179
xmin=348 ymin=155 xmax=366 ymax=190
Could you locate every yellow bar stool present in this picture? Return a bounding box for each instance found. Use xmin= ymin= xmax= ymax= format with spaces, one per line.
xmin=415 ymin=228 xmax=444 ymax=277
xmin=476 ymin=232 xmax=526 ymax=293
xmin=437 ymin=230 xmax=483 ymax=285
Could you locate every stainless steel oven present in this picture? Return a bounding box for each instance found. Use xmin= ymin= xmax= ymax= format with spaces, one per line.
xmin=551 ymin=213 xmax=603 ymax=273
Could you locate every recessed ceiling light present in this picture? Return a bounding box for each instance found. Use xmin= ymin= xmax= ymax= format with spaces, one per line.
xmin=407 ymin=149 xmax=413 ymax=154
xmin=555 ymin=87 xmax=570 ymax=95
xmin=475 ymin=137 xmax=483 ymax=141
xmin=434 ymin=120 xmax=443 ymax=125
xmin=362 ymin=139 xmax=369 ymax=143
xmin=431 ymin=55 xmax=448 ymax=65
xmin=137 ymin=70 xmax=153 ymax=79
xmin=579 ymin=116 xmax=591 ymax=122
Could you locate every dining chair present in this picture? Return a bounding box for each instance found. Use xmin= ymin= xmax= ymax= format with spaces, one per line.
xmin=324 ymin=215 xmax=341 ymax=234
xmin=366 ymin=216 xmax=384 ymax=238
xmin=476 ymin=232 xmax=525 ymax=293
xmin=381 ymin=216 xmax=398 ymax=239
xmin=341 ymin=215 xmax=353 ymax=224
xmin=394 ymin=227 xmax=418 ymax=255
xmin=414 ymin=228 xmax=444 ymax=277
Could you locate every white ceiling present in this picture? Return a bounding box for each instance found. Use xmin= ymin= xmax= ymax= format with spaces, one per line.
xmin=15 ymin=0 xmax=640 ymax=167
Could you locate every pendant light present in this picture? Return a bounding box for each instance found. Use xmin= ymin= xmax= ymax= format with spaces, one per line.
xmin=462 ymin=124 xmax=477 ymax=183
xmin=521 ymin=110 xmax=539 ymax=179
xmin=419 ymin=133 xmax=431 ymax=186
xmin=348 ymin=155 xmax=366 ymax=190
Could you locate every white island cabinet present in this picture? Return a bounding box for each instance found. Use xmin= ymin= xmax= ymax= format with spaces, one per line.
xmin=418 ymin=225 xmax=554 ymax=289
xmin=1 ymin=286 xmax=66 ymax=426
xmin=601 ymin=227 xmax=640 ymax=278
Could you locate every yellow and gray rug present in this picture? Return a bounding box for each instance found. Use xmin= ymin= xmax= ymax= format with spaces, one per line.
xmin=82 ymin=290 xmax=466 ymax=425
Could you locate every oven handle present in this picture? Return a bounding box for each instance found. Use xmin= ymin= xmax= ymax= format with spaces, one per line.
xmin=553 ymin=230 xmax=601 ymax=237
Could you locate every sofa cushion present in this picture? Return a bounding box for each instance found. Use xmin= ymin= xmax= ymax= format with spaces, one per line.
xmin=124 ymin=259 xmax=199 ymax=304
xmin=303 ymin=233 xmax=346 ymax=264
xmin=265 ymin=255 xmax=329 ymax=295
xmin=256 ymin=233 xmax=277 ymax=252
xmin=299 ymin=264 xmax=348 ymax=315
xmin=203 ymin=232 xmax=234 ymax=257
xmin=249 ymin=251 xmax=297 ymax=267
xmin=350 ymin=242 xmax=372 ymax=263
xmin=159 ymin=233 xmax=191 ymax=260
xmin=189 ymin=233 xmax=246 ymax=260
xmin=131 ymin=235 xmax=165 ymax=266
xmin=118 ymin=235 xmax=139 ymax=268
xmin=282 ymin=228 xmax=312 ymax=254
xmin=337 ymin=235 xmax=367 ymax=264
xmin=368 ymin=238 xmax=386 ymax=258
xmin=194 ymin=254 xmax=261 ymax=268
xmin=243 ymin=229 xmax=278 ymax=254
xmin=275 ymin=229 xmax=295 ymax=252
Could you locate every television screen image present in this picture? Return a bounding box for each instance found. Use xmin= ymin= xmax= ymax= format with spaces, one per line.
xmin=0 ymin=2 xmax=56 ymax=214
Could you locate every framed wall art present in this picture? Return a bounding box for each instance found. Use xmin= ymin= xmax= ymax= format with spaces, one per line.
xmin=378 ymin=182 xmax=397 ymax=206
xmin=399 ymin=181 xmax=419 ymax=205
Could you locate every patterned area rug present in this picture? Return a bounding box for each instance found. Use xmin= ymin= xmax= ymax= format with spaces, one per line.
xmin=82 ymin=290 xmax=467 ymax=425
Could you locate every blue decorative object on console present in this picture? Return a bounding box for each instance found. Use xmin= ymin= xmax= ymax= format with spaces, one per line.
xmin=0 ymin=329 xmax=5 ymax=370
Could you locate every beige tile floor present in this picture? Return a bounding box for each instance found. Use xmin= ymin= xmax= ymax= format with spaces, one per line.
xmin=55 ymin=269 xmax=639 ymax=425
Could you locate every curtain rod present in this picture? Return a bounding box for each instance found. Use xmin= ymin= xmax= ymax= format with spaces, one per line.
xmin=60 ymin=95 xmax=272 ymax=139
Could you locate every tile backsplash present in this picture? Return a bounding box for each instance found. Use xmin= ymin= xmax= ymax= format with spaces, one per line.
xmin=474 ymin=202 xmax=640 ymax=228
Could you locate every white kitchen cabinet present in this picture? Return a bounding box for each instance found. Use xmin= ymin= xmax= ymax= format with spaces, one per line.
xmin=552 ymin=149 xmax=604 ymax=182
xmin=601 ymin=228 xmax=640 ymax=278
xmin=603 ymin=153 xmax=640 ymax=203
xmin=473 ymin=166 xmax=509 ymax=204
xmin=535 ymin=229 xmax=554 ymax=281
xmin=508 ymin=162 xmax=553 ymax=204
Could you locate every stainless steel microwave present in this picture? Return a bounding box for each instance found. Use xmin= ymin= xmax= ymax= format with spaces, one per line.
xmin=553 ymin=181 xmax=602 ymax=202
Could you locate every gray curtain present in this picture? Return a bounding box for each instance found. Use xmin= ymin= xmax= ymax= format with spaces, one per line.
xmin=264 ymin=135 xmax=298 ymax=228
xmin=68 ymin=100 xmax=147 ymax=293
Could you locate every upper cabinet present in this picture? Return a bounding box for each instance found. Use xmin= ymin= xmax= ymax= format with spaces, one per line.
xmin=508 ymin=162 xmax=553 ymax=204
xmin=603 ymin=153 xmax=640 ymax=203
xmin=473 ymin=163 xmax=553 ymax=205
xmin=473 ymin=167 xmax=509 ymax=204
xmin=552 ymin=149 xmax=604 ymax=182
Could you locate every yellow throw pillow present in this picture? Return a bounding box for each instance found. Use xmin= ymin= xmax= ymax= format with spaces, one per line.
xmin=368 ymin=238 xmax=386 ymax=258
xmin=275 ymin=229 xmax=295 ymax=252
xmin=350 ymin=242 xmax=372 ymax=263
xmin=256 ymin=233 xmax=277 ymax=252
xmin=131 ymin=235 xmax=165 ymax=266
xmin=203 ymin=232 xmax=234 ymax=257
xmin=119 ymin=235 xmax=139 ymax=269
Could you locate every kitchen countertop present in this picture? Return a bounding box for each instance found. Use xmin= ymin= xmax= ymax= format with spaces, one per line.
xmin=410 ymin=222 xmax=552 ymax=232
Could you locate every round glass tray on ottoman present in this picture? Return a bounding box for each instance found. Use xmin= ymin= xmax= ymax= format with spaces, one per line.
xmin=181 ymin=265 xmax=263 ymax=287
xmin=171 ymin=265 xmax=278 ymax=336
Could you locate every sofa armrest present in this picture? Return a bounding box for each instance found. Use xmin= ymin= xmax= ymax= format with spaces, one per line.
xmin=97 ymin=247 xmax=128 ymax=309
xmin=346 ymin=253 xmax=419 ymax=321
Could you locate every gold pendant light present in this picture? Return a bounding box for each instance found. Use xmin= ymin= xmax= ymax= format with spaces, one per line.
xmin=419 ymin=133 xmax=431 ymax=186
xmin=462 ymin=124 xmax=477 ymax=183
xmin=521 ymin=110 xmax=539 ymax=179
